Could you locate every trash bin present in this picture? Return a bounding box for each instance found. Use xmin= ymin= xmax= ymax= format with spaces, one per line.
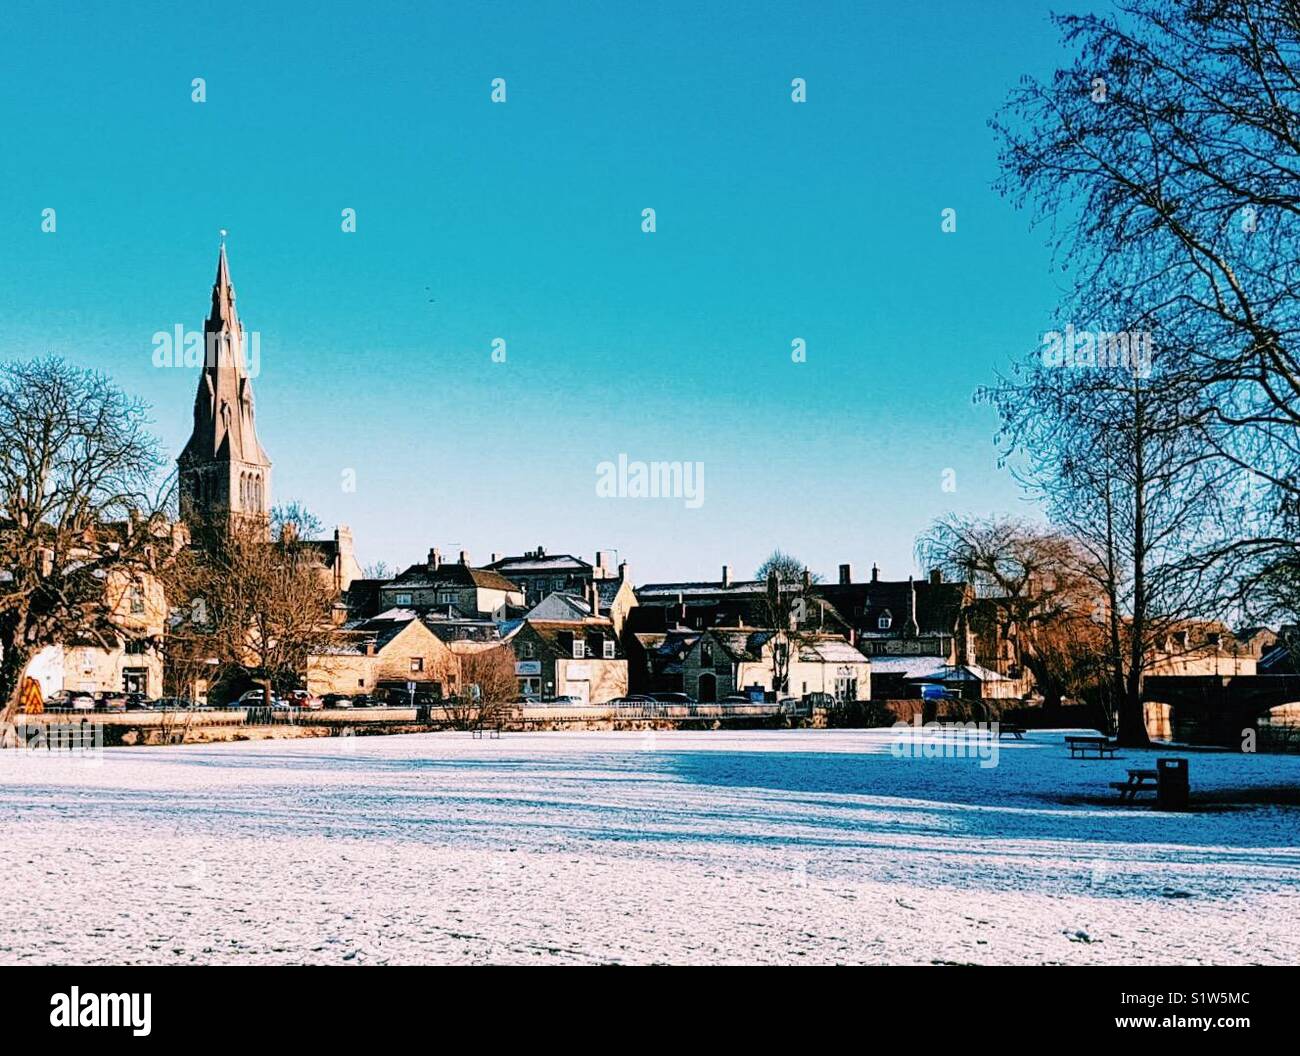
xmin=1155 ymin=757 xmax=1189 ymax=811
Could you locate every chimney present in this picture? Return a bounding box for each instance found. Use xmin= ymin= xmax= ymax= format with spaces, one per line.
xmin=536 ymin=544 xmax=545 ymax=557
xmin=871 ymin=562 xmax=880 ymax=583
xmin=618 ymin=560 xmax=628 ymax=582
xmin=491 ymin=552 xmax=501 ymax=564
xmin=930 ymin=568 xmax=942 ymax=585
xmin=722 ymin=564 xmax=732 ymax=587
xmin=595 ymin=551 xmax=608 ymax=577
xmin=802 ymin=568 xmax=812 ymax=590
xmin=839 ymin=563 xmax=852 ymax=585
xmin=428 ymin=547 xmax=441 ymax=570
xmin=459 ymin=549 xmax=470 ymax=566
xmin=590 ymin=579 xmax=600 ymax=615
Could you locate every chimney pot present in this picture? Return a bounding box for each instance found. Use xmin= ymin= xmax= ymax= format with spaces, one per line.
xmin=722 ymin=564 xmax=732 ymax=587
xmin=839 ymin=563 xmax=852 ymax=585
xmin=428 ymin=547 xmax=441 ymax=570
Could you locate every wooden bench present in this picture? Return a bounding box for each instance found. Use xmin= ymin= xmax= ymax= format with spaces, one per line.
xmin=999 ymin=724 xmax=1027 ymax=740
xmin=1110 ymin=768 xmax=1158 ymax=802
xmin=1066 ymin=734 xmax=1119 ymax=759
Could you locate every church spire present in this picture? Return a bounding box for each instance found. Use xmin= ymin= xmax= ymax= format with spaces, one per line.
xmin=178 ymin=240 xmax=272 ymax=536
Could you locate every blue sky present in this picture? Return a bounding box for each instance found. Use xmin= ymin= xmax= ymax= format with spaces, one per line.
xmin=0 ymin=0 xmax=1078 ymax=583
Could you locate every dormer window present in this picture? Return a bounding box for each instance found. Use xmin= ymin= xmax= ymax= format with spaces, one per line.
xmin=603 ymin=638 xmax=615 ymax=659
xmin=572 ymin=639 xmax=585 ymax=659
xmin=878 ymin=610 xmax=893 ymax=630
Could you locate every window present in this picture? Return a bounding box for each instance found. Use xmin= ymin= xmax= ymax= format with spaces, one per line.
xmin=358 ymin=678 xmax=365 ymax=687
xmin=878 ymin=610 xmax=892 ymax=630
xmin=128 ymin=585 xmax=145 ymax=615
xmin=572 ymin=639 xmax=585 ymax=659
xmin=410 ymin=658 xmax=424 ymax=673
xmin=438 ymin=592 xmax=454 ymax=605
xmin=700 ymin=642 xmax=713 ymax=667
xmin=520 ymin=642 xmax=534 ymax=659
xmin=602 ymin=638 xmax=615 ymax=659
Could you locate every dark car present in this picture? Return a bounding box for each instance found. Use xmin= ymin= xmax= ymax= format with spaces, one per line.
xmin=650 ymin=692 xmax=695 ymax=705
xmin=609 ymin=695 xmax=656 ymax=706
xmin=350 ymin=694 xmax=378 ymax=708
xmin=124 ymin=692 xmax=153 ymax=711
xmin=322 ymin=694 xmax=353 ymax=709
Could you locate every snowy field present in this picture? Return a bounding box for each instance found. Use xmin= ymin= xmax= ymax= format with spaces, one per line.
xmin=0 ymin=728 xmax=1297 ymax=965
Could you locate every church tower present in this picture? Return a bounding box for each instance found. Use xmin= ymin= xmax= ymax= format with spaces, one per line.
xmin=178 ymin=243 xmax=272 ymax=537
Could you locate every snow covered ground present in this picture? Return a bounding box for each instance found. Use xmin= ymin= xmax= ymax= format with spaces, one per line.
xmin=0 ymin=728 xmax=1297 ymax=965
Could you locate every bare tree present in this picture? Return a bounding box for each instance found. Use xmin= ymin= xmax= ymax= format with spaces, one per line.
xmin=166 ymin=504 xmax=339 ymax=705
xmin=981 ymin=347 xmax=1235 ymax=744
xmin=447 ymin=645 xmax=517 ymax=729
xmin=754 ymin=550 xmax=821 ymax=695
xmin=0 ymin=358 xmax=171 ymax=730
xmin=916 ymin=515 xmax=1103 ymax=712
xmin=991 ymin=0 xmax=1300 ymax=611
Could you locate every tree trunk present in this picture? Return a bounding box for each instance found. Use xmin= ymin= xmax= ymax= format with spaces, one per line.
xmin=0 ymin=637 xmax=33 ymax=736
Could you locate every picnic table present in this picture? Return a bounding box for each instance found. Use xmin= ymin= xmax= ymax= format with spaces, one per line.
xmin=999 ymin=724 xmax=1027 ymax=740
xmin=1110 ymin=768 xmax=1158 ymax=802
xmin=1065 ymin=734 xmax=1119 ymax=759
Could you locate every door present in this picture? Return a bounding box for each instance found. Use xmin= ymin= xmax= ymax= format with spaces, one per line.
xmin=698 ymin=673 xmax=717 ymax=702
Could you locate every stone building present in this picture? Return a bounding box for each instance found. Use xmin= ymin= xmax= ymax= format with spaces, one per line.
xmin=485 ymin=548 xmax=623 ymax=607
xmin=307 ymin=610 xmax=460 ymax=699
xmin=507 ymin=617 xmax=627 ymax=703
xmin=380 ymin=549 xmax=524 ymax=617
xmin=176 ymin=243 xmax=361 ymax=591
xmin=678 ymin=628 xmax=871 ymax=703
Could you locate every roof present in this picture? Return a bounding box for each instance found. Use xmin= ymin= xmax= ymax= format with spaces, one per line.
xmin=520 ymin=618 xmax=621 ymax=657
xmin=869 ymin=656 xmax=951 ymax=680
xmin=813 ymin=579 xmax=966 ymax=636
xmin=637 ymin=580 xmax=765 ymax=600
xmin=526 ymin=591 xmax=594 ymax=621
xmin=486 ymin=552 xmax=591 ymax=574
xmin=796 ymin=635 xmax=871 ymax=664
xmin=386 ymin=562 xmax=521 ymax=593
xmin=706 ymin=629 xmax=777 ymax=662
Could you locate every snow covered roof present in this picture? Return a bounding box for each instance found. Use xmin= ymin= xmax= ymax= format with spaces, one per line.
xmin=797 ymin=636 xmax=871 ymax=664
xmin=870 ymin=656 xmax=950 ymax=680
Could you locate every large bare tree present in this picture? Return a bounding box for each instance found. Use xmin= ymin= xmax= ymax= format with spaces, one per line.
xmin=0 ymin=358 xmax=169 ymax=729
xmin=916 ymin=515 xmax=1104 ymax=713
xmin=991 ymin=0 xmax=1300 ymax=614
xmin=166 ymin=504 xmax=339 ymax=705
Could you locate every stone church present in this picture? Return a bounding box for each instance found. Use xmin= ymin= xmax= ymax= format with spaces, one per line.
xmin=177 ymin=244 xmax=361 ymax=592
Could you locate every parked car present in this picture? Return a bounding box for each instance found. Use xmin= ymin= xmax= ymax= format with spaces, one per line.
xmin=650 ymin=692 xmax=695 ymax=705
xmin=321 ymin=694 xmax=353 ymax=709
xmin=96 ymin=692 xmax=127 ymax=712
xmin=803 ymin=691 xmax=836 ymax=709
xmin=237 ymin=688 xmax=282 ymax=708
xmin=720 ymin=694 xmax=755 ymax=705
xmin=150 ymin=697 xmax=193 ymax=710
xmin=608 ymin=695 xmax=656 ymax=706
xmin=124 ymin=692 xmax=153 ymax=711
xmin=47 ymin=690 xmax=95 ymax=711
xmin=350 ymin=694 xmax=379 ymax=708
xmin=285 ymin=689 xmax=323 ymax=710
